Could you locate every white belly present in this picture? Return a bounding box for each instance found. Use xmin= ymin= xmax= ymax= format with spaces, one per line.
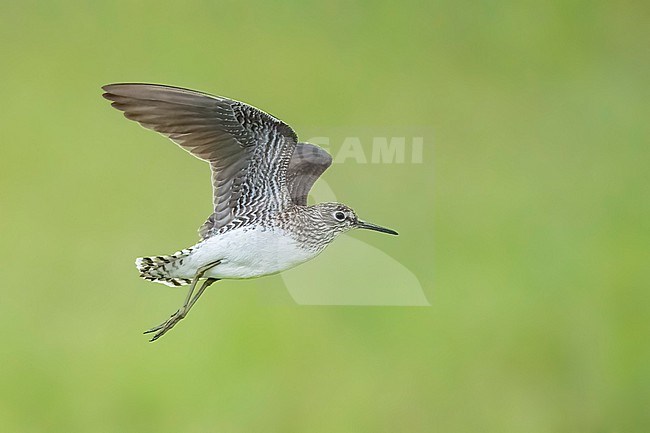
xmin=178 ymin=226 xmax=319 ymax=279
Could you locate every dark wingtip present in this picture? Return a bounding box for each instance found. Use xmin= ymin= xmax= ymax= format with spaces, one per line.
xmin=101 ymin=83 xmax=118 ymax=95
xmin=101 ymin=84 xmax=117 ymax=102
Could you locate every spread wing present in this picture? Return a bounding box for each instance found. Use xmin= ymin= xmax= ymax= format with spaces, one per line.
xmin=102 ymin=83 xmax=298 ymax=238
xmin=286 ymin=143 xmax=332 ymax=205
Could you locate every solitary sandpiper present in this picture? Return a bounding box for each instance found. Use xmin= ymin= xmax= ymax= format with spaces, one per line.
xmin=102 ymin=83 xmax=398 ymax=341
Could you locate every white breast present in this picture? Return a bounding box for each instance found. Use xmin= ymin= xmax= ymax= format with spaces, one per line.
xmin=178 ymin=226 xmax=319 ymax=280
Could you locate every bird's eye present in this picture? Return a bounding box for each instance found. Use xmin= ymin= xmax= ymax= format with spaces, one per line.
xmin=334 ymin=211 xmax=346 ymax=221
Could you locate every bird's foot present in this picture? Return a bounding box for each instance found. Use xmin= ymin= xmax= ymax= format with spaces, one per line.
xmin=144 ymin=309 xmax=186 ymax=342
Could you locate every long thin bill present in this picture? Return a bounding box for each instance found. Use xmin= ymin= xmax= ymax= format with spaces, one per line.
xmin=357 ymin=221 xmax=398 ymax=235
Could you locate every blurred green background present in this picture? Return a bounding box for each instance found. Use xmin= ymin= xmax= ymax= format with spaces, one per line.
xmin=1 ymin=1 xmax=648 ymax=432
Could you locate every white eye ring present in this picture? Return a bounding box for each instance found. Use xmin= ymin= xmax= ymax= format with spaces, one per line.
xmin=334 ymin=211 xmax=346 ymax=221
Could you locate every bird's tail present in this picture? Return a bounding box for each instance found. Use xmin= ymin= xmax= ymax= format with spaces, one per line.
xmin=135 ymin=248 xmax=193 ymax=287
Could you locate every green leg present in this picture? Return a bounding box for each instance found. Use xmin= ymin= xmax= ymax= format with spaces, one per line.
xmin=144 ymin=260 xmax=221 ymax=342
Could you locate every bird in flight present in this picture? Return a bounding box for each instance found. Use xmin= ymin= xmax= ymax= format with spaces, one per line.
xmin=102 ymin=84 xmax=398 ymax=341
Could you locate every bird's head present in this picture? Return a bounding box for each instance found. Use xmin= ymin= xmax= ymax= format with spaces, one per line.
xmin=312 ymin=202 xmax=398 ymax=238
